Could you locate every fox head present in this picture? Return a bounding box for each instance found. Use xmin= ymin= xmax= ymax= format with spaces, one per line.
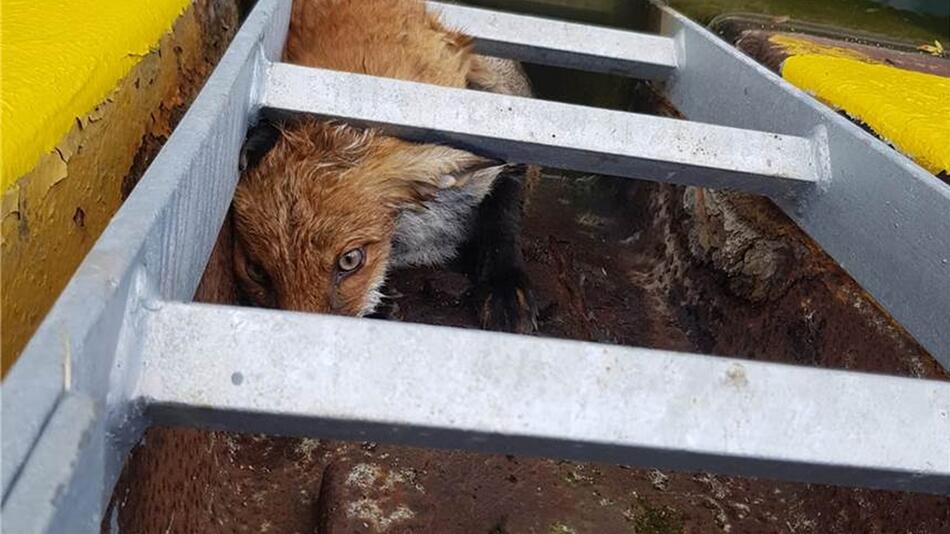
xmin=232 ymin=119 xmax=494 ymax=315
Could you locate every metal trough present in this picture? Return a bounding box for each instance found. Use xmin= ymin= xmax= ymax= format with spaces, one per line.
xmin=3 ymin=0 xmax=948 ymax=531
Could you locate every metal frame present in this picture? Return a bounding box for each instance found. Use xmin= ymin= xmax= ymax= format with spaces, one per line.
xmin=3 ymin=0 xmax=948 ymax=531
xmin=262 ymin=62 xmax=820 ymax=196
xmin=428 ymin=2 xmax=678 ymax=79
xmin=143 ymin=302 xmax=949 ymax=494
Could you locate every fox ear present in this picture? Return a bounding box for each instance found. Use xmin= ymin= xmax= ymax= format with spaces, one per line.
xmin=383 ymin=143 xmax=504 ymax=209
xmin=239 ymin=120 xmax=282 ymax=172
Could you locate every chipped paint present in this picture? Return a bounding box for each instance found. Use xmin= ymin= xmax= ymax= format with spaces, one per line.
xmin=1 ymin=0 xmax=191 ymax=189
xmin=2 ymin=0 xmax=232 ymax=375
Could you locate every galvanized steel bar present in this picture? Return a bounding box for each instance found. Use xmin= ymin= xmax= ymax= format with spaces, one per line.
xmin=261 ymin=62 xmax=822 ymax=197
xmin=420 ymin=0 xmax=950 ymax=370
xmin=655 ymin=6 xmax=950 ymax=368
xmin=138 ymin=302 xmax=950 ymax=496
xmin=427 ymin=1 xmax=678 ymax=80
xmin=1 ymin=394 xmax=103 ymax=534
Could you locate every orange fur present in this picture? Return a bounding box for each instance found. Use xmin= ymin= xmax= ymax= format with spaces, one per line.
xmin=233 ymin=120 xmax=488 ymax=313
xmin=286 ymin=0 xmax=474 ymax=88
xmin=233 ymin=0 xmax=515 ymax=316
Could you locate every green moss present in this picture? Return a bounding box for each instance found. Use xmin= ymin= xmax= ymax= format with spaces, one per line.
xmin=549 ymin=522 xmax=578 ymax=534
xmin=667 ymin=0 xmax=948 ymax=44
xmin=623 ymin=498 xmax=684 ymax=534
xmin=459 ymin=0 xmax=947 ymax=45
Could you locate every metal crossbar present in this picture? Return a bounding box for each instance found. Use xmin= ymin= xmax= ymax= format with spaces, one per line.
xmin=263 ymin=62 xmax=820 ymax=196
xmin=142 ymin=302 xmax=949 ymax=494
xmin=429 ymin=2 xmax=678 ymax=79
xmin=3 ymin=0 xmax=949 ymax=531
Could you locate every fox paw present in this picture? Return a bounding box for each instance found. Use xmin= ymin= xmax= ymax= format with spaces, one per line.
xmin=476 ymin=270 xmax=538 ymax=334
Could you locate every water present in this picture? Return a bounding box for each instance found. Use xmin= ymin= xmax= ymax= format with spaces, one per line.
xmin=872 ymin=0 xmax=950 ymax=17
xmin=666 ymin=0 xmax=949 ymax=42
xmin=460 ymin=0 xmax=949 ymax=43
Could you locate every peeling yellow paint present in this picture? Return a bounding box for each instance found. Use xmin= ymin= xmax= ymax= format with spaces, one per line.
xmin=1 ymin=0 xmax=192 ymax=190
xmin=773 ymin=36 xmax=950 ymax=176
xmin=2 ymin=0 xmax=235 ymax=375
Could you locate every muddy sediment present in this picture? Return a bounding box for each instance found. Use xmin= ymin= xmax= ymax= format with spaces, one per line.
xmin=111 ymin=164 xmax=948 ymax=533
xmin=109 ymin=61 xmax=948 ymax=534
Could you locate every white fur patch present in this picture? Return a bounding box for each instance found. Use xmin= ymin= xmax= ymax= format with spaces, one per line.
xmin=359 ymin=268 xmax=389 ymax=316
xmin=388 ymin=56 xmax=531 ymax=270
xmin=390 ymin=166 xmax=502 ymax=268
xmin=438 ymin=175 xmax=457 ymax=188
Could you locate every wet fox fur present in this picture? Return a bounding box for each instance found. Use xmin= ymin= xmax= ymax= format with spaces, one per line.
xmin=232 ymin=0 xmax=538 ymax=332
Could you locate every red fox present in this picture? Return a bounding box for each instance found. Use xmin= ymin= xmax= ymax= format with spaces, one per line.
xmin=232 ymin=0 xmax=537 ymax=332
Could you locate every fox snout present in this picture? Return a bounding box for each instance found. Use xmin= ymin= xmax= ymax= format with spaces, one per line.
xmin=233 ymin=231 xmax=391 ymax=318
xmin=274 ymin=269 xmax=387 ymax=318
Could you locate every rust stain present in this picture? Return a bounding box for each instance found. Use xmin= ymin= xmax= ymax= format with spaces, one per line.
xmin=1 ymin=0 xmax=237 ymax=375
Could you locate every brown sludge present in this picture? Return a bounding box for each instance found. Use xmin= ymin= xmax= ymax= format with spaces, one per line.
xmin=108 ymin=4 xmax=948 ymax=532
xmin=110 ymin=104 xmax=948 ymax=534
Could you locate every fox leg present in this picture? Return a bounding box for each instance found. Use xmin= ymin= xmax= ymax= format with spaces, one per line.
xmin=467 ymin=164 xmax=538 ymax=334
xmin=462 ymin=56 xmax=539 ymax=333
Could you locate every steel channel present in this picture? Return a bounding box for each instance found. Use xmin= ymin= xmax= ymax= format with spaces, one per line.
xmin=1 ymin=394 xmax=103 ymax=534
xmin=261 ymin=62 xmax=821 ymax=197
xmin=655 ymin=6 xmax=950 ymax=368
xmin=137 ymin=302 xmax=950 ymax=496
xmin=427 ymin=1 xmax=678 ymax=80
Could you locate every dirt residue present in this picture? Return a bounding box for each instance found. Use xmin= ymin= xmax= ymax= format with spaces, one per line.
xmin=663 ymin=185 xmax=946 ymax=377
xmin=112 ymin=426 xmax=950 ymax=533
xmin=109 ymin=79 xmax=947 ymax=534
xmin=112 ymin=167 xmax=948 ymax=533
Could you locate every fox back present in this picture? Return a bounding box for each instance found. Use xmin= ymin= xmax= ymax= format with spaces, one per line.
xmin=287 ymin=0 xmax=473 ymax=86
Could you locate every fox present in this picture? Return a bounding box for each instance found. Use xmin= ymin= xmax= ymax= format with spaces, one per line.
xmin=231 ymin=0 xmax=538 ymax=332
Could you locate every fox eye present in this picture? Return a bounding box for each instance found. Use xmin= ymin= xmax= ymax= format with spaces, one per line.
xmin=246 ymin=262 xmax=269 ymax=284
xmin=338 ymin=247 xmax=365 ymax=273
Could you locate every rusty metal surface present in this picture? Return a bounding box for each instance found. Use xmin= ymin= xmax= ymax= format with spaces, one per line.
xmin=114 ymin=171 xmax=950 ymax=533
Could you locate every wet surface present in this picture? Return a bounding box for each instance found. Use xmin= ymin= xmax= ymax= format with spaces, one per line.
xmin=110 ymin=3 xmax=949 ymax=527
xmin=111 ymin=428 xmax=950 ymax=533
xmin=113 ymin=168 xmax=949 ymax=534
xmin=386 ymin=173 xmax=672 ymax=350
xmin=387 ymin=165 xmax=947 ymax=379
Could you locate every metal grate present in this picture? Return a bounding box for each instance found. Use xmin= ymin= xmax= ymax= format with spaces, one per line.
xmin=3 ymin=0 xmax=948 ymax=531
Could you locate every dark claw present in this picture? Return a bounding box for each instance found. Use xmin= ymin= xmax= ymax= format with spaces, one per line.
xmin=462 ymin=164 xmax=538 ymax=334
xmin=477 ymin=268 xmax=538 ymax=334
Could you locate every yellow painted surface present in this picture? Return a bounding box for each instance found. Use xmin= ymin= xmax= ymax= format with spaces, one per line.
xmin=773 ymin=36 xmax=950 ymax=176
xmin=1 ymin=0 xmax=237 ymax=376
xmin=1 ymin=0 xmax=191 ymax=190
